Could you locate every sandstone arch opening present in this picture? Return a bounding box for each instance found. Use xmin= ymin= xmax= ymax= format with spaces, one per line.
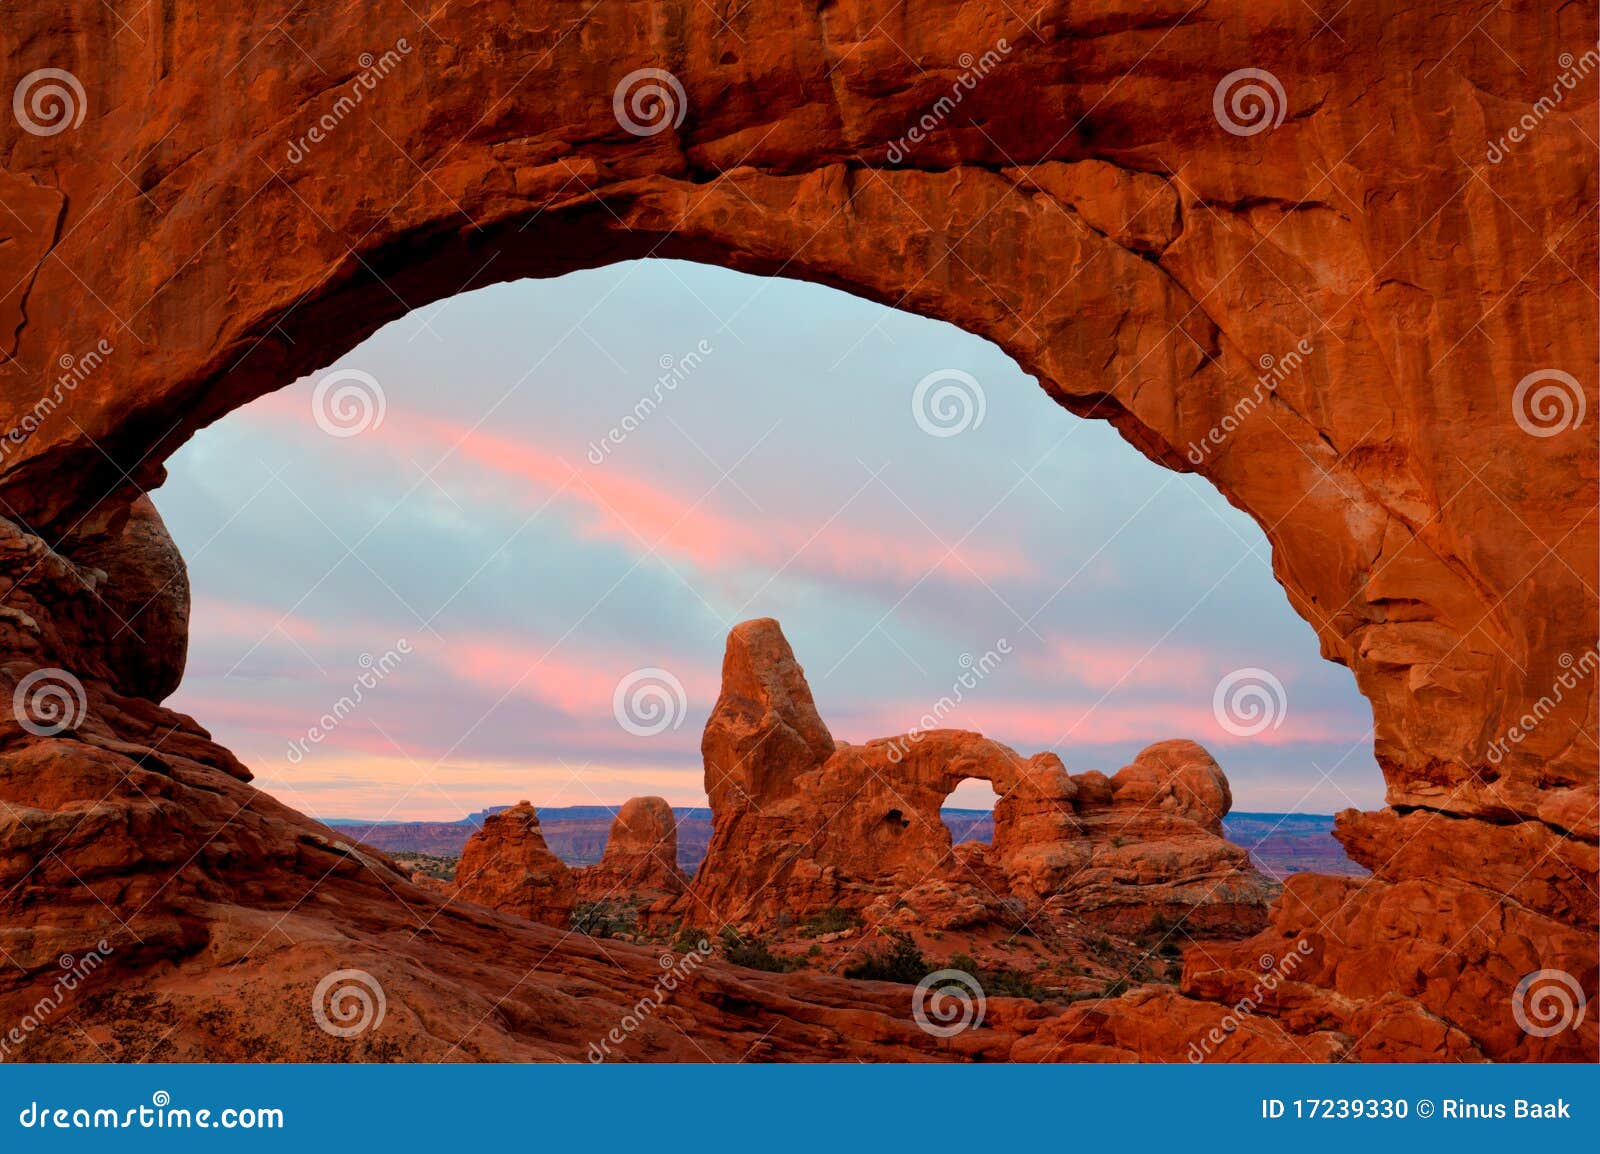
xmin=129 ymin=257 xmax=1395 ymax=1011
xmin=153 ymin=260 xmax=1379 ymax=839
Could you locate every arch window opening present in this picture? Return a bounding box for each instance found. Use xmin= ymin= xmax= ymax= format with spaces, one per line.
xmin=156 ymin=257 xmax=1374 ymax=973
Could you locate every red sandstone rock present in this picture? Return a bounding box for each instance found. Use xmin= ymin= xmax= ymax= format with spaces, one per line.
xmin=681 ymin=619 xmax=1272 ymax=939
xmin=576 ymin=796 xmax=688 ymax=901
xmin=454 ymin=803 xmax=576 ymax=929
xmin=0 ymin=0 xmax=1593 ymax=1063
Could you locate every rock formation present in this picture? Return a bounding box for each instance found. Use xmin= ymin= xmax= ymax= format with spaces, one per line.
xmin=0 ymin=0 xmax=1593 ymax=1062
xmin=575 ymin=796 xmax=687 ymax=902
xmin=679 ymin=619 xmax=1271 ymax=937
xmin=453 ymin=803 xmax=576 ymax=929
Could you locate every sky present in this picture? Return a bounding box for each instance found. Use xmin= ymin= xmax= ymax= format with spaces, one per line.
xmin=156 ymin=259 xmax=1382 ymax=822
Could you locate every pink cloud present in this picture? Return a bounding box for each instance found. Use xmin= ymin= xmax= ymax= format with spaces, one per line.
xmin=840 ymin=697 xmax=1359 ymax=753
xmin=253 ymin=397 xmax=1034 ymax=586
xmin=439 ymin=633 xmax=718 ymax=721
xmin=1020 ymin=639 xmax=1214 ymax=691
xmin=189 ymin=595 xmax=327 ymax=646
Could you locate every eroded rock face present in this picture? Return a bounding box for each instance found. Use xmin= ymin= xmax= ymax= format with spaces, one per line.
xmin=0 ymin=0 xmax=1594 ymax=1062
xmin=576 ymin=796 xmax=687 ymax=902
xmin=454 ymin=803 xmax=577 ymax=929
xmin=681 ymin=619 xmax=1272 ymax=937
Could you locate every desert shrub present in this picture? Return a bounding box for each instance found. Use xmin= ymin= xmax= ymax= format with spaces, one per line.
xmin=843 ymin=930 xmax=929 ymax=984
xmin=799 ymin=906 xmax=862 ymax=937
xmin=982 ymin=967 xmax=1049 ymax=1000
xmin=719 ymin=929 xmax=799 ymax=973
xmin=945 ymin=952 xmax=1047 ymax=1001
xmin=673 ymin=924 xmax=712 ymax=953
xmin=571 ymin=900 xmax=638 ymax=938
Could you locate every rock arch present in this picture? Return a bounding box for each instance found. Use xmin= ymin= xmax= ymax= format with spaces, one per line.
xmin=0 ymin=0 xmax=1594 ymax=1060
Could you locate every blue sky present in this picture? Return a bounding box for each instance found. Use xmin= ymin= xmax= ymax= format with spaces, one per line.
xmin=156 ymin=260 xmax=1381 ymax=821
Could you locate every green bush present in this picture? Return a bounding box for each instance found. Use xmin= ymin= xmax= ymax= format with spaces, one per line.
xmin=571 ymin=900 xmax=638 ymax=938
xmin=799 ymin=906 xmax=862 ymax=937
xmin=673 ymin=924 xmax=712 ymax=953
xmin=843 ymin=930 xmax=929 ymax=983
xmin=719 ymin=929 xmax=799 ymax=973
xmin=945 ymin=952 xmax=1047 ymax=1000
